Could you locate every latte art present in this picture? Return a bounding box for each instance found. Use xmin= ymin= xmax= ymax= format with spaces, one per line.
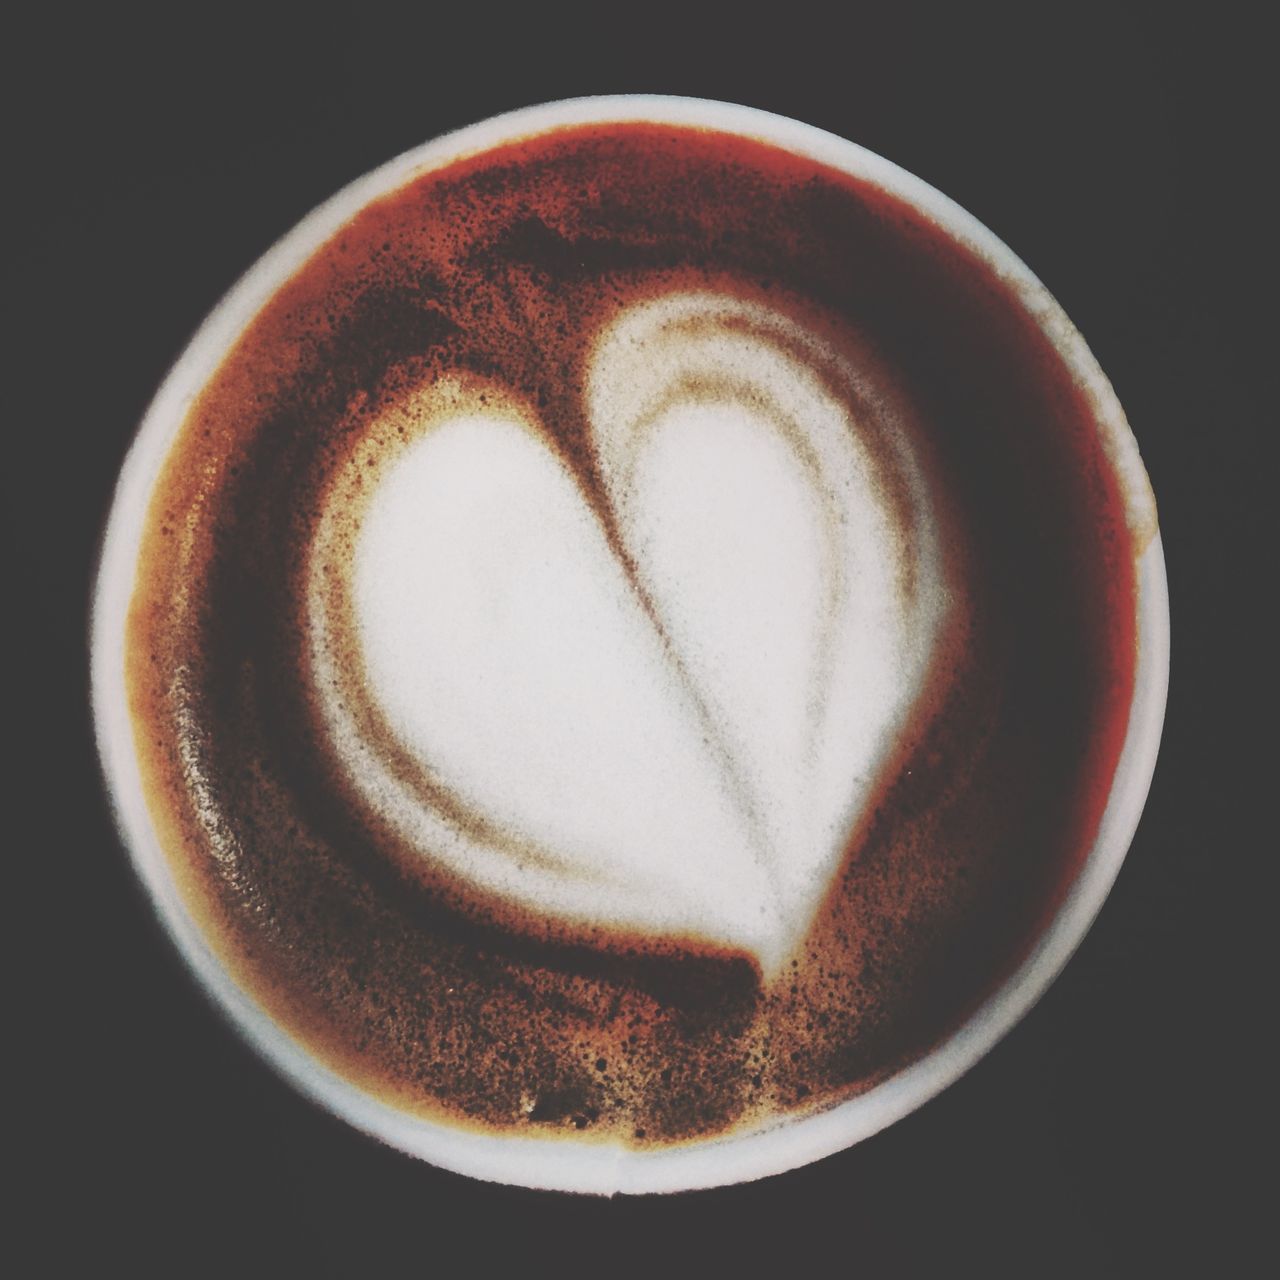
xmin=310 ymin=292 xmax=950 ymax=975
xmin=114 ymin=116 xmax=1147 ymax=1159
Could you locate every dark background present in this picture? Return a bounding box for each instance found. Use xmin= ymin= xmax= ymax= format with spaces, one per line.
xmin=9 ymin=7 xmax=1265 ymax=1274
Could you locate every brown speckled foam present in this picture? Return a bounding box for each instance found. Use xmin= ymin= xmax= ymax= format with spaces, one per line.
xmin=125 ymin=124 xmax=1137 ymax=1146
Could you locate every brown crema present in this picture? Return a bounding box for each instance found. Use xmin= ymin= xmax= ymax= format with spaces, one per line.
xmin=126 ymin=124 xmax=1138 ymax=1146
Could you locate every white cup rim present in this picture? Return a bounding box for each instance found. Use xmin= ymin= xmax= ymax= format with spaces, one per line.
xmin=91 ymin=94 xmax=1169 ymax=1196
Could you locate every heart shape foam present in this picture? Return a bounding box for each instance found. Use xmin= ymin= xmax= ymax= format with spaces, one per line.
xmin=308 ymin=293 xmax=947 ymax=977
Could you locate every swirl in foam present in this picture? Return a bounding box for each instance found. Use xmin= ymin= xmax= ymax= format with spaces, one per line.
xmin=307 ymin=292 xmax=947 ymax=976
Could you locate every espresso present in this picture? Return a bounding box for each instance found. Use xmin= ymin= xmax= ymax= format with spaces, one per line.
xmin=124 ymin=122 xmax=1142 ymax=1147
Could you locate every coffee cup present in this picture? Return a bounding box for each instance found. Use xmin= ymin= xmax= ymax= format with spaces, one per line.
xmin=92 ymin=95 xmax=1168 ymax=1194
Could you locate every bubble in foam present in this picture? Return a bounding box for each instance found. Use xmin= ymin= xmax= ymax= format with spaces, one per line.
xmin=307 ymin=293 xmax=948 ymax=977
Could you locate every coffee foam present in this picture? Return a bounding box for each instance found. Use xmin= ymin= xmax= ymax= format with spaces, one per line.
xmin=308 ymin=292 xmax=947 ymax=976
xmin=114 ymin=117 xmax=1146 ymax=1162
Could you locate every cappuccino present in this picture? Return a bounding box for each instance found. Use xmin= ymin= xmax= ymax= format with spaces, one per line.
xmin=97 ymin=100 xmax=1161 ymax=1190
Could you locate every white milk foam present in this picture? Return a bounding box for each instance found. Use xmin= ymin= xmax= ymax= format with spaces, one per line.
xmin=308 ymin=292 xmax=947 ymax=977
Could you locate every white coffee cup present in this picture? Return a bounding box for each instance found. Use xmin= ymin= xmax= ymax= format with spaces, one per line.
xmin=91 ymin=95 xmax=1169 ymax=1195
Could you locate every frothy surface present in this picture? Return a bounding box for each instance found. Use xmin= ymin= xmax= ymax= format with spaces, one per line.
xmin=124 ymin=123 xmax=1139 ymax=1147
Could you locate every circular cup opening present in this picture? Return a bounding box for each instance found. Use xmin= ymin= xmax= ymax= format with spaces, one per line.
xmin=92 ymin=95 xmax=1169 ymax=1195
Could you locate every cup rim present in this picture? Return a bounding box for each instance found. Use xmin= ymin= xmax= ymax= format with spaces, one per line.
xmin=90 ymin=93 xmax=1169 ymax=1196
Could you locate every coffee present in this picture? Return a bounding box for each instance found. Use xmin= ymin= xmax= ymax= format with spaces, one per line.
xmin=107 ymin=109 xmax=1156 ymax=1174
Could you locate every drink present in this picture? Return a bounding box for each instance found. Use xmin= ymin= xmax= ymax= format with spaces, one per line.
xmin=93 ymin=98 xmax=1166 ymax=1193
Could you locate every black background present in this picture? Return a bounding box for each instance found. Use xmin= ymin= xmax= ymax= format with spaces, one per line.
xmin=10 ymin=6 xmax=1266 ymax=1275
